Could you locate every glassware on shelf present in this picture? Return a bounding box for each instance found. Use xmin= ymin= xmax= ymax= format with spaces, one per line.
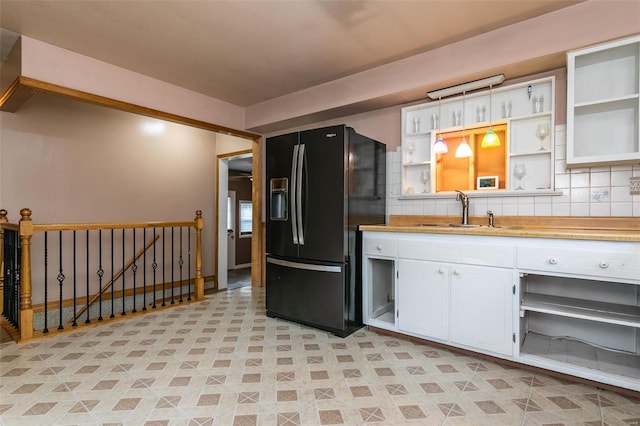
xmin=420 ymin=170 xmax=430 ymax=193
xmin=513 ymin=163 xmax=527 ymax=190
xmin=536 ymin=122 xmax=550 ymax=151
xmin=406 ymin=142 xmax=415 ymax=163
xmin=453 ymin=110 xmax=461 ymax=126
xmin=532 ymin=95 xmax=544 ymax=113
xmin=476 ymin=106 xmax=486 ymax=122
xmin=413 ymin=117 xmax=420 ymax=133
xmin=502 ymin=101 xmax=512 ymax=118
xmin=431 ymin=113 xmax=438 ymax=130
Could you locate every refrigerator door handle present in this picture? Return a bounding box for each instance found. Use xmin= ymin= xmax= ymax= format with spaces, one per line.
xmin=267 ymin=257 xmax=341 ymax=273
xmin=297 ymin=143 xmax=305 ymax=245
xmin=291 ymin=144 xmax=299 ymax=244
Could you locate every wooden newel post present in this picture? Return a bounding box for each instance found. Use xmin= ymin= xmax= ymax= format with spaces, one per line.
xmin=194 ymin=210 xmax=204 ymax=300
xmin=19 ymin=208 xmax=34 ymax=340
xmin=0 ymin=209 xmax=7 ymax=308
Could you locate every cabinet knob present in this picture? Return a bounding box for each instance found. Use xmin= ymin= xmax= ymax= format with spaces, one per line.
xmin=548 ymin=258 xmax=558 ymax=265
xmin=376 ymin=245 xmax=382 ymax=251
xmin=438 ymin=268 xmax=445 ymax=274
xmin=599 ymin=261 xmax=609 ymax=269
xmin=453 ymin=270 xmax=460 ymax=276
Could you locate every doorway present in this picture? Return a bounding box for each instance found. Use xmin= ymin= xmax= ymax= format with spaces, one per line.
xmin=217 ymin=150 xmax=253 ymax=290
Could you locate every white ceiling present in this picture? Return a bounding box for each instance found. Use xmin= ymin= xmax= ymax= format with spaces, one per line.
xmin=0 ymin=0 xmax=582 ymax=109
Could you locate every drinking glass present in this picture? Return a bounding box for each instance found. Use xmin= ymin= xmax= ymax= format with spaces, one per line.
xmin=420 ymin=170 xmax=430 ymax=193
xmin=406 ymin=142 xmax=415 ymax=163
xmin=513 ymin=163 xmax=526 ymax=190
xmin=536 ymin=123 xmax=549 ymax=151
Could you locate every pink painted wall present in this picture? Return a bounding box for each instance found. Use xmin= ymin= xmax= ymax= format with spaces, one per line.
xmin=246 ymin=1 xmax=640 ymax=132
xmin=20 ymin=37 xmax=245 ymax=131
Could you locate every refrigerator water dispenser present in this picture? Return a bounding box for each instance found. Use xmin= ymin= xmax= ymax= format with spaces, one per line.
xmin=270 ymin=178 xmax=288 ymax=220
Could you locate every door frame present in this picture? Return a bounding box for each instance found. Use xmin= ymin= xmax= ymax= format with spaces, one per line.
xmin=216 ymin=146 xmax=263 ymax=290
xmin=227 ymin=190 xmax=237 ymax=270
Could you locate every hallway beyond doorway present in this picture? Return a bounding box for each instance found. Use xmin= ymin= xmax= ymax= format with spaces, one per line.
xmin=227 ymin=267 xmax=251 ymax=289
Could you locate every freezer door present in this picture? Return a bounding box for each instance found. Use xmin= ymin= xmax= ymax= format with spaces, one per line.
xmin=266 ymin=132 xmax=300 ymax=258
xmin=266 ymin=257 xmax=346 ymax=333
xmin=297 ymin=125 xmax=347 ymax=263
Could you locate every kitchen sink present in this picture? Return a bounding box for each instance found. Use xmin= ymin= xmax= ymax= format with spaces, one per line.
xmin=417 ymin=223 xmax=522 ymax=230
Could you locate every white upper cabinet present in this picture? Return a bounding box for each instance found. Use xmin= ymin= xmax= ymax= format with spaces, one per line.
xmin=567 ymin=35 xmax=640 ymax=167
xmin=400 ymin=77 xmax=555 ymax=196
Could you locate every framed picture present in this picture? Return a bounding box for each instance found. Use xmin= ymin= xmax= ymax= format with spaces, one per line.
xmin=477 ymin=175 xmax=499 ymax=190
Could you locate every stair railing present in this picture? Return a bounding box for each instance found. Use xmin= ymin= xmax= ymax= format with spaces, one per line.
xmin=0 ymin=208 xmax=204 ymax=342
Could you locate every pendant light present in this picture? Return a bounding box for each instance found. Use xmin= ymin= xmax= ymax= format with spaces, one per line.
xmin=481 ymin=84 xmax=501 ymax=148
xmin=432 ymin=96 xmax=448 ymax=154
xmin=455 ymin=91 xmax=472 ymax=158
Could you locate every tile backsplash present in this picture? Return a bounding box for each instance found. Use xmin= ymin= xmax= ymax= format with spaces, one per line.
xmin=386 ymin=125 xmax=640 ymax=218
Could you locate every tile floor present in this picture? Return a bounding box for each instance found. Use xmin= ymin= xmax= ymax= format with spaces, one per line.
xmin=1 ymin=286 xmax=639 ymax=426
xmin=227 ymin=268 xmax=252 ymax=290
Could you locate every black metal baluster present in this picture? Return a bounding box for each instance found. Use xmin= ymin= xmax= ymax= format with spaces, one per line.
xmin=85 ymin=230 xmax=90 ymax=324
xmin=179 ymin=227 xmax=183 ymax=303
xmin=171 ymin=227 xmax=175 ymax=304
xmin=121 ymin=228 xmax=126 ymax=315
xmin=131 ymin=228 xmax=137 ymax=313
xmin=187 ymin=227 xmax=191 ymax=301
xmin=143 ymin=228 xmax=147 ymax=311
xmin=57 ymin=231 xmax=65 ymax=330
xmin=72 ymin=231 xmax=77 ymax=327
xmin=43 ymin=231 xmax=48 ymax=334
xmin=97 ymin=229 xmax=103 ymax=321
xmin=110 ymin=229 xmax=115 ymax=318
xmin=3 ymin=230 xmax=21 ymax=329
xmin=152 ymin=227 xmax=157 ymax=309
xmin=162 ymin=227 xmax=166 ymax=307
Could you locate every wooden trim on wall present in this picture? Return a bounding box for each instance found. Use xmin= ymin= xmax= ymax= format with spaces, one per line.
xmin=251 ymin=138 xmax=264 ymax=287
xmin=0 ymin=77 xmax=34 ymax=112
xmin=1 ymin=76 xmax=260 ymax=140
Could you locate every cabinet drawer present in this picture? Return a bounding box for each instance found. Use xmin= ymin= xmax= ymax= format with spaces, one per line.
xmin=364 ymin=237 xmax=398 ymax=257
xmin=517 ymin=244 xmax=640 ymax=281
xmin=398 ymin=237 xmax=515 ymax=268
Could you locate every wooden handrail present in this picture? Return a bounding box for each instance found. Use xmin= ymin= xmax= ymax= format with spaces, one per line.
xmin=0 ymin=208 xmax=205 ymax=342
xmin=70 ymin=234 xmax=160 ymax=323
xmin=32 ymin=220 xmax=196 ymax=232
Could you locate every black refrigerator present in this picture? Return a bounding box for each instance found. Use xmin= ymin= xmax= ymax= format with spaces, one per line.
xmin=266 ymin=124 xmax=386 ymax=337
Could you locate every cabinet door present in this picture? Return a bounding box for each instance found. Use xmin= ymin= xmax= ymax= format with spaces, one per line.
xmin=450 ymin=264 xmax=513 ymax=356
xmin=567 ymin=35 xmax=640 ymax=167
xmin=398 ymin=259 xmax=449 ymax=341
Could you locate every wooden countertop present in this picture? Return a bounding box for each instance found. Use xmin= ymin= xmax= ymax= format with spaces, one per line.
xmin=360 ymin=215 xmax=640 ymax=242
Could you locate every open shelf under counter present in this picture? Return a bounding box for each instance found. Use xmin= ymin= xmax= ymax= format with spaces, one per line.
xmin=521 ymin=293 xmax=640 ymax=328
xmin=520 ymin=332 xmax=640 ymax=381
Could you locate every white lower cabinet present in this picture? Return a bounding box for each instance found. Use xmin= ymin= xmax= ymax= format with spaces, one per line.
xmin=397 ymin=259 xmax=449 ymax=341
xmin=362 ymin=231 xmax=640 ymax=392
xmin=516 ymin=238 xmax=640 ymax=391
xmin=450 ymin=264 xmax=514 ymax=356
xmin=397 ymin=259 xmax=513 ymax=357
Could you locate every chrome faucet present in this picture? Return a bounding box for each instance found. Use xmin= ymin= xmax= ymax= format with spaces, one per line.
xmin=455 ymin=190 xmax=469 ymax=225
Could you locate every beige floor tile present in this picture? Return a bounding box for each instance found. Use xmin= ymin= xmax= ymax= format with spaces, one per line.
xmin=1 ymin=287 xmax=634 ymax=426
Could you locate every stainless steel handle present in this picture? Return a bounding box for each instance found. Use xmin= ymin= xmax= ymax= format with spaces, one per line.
xmin=296 ymin=144 xmax=305 ymax=245
xmin=267 ymin=257 xmax=341 ymax=273
xmin=291 ymin=144 xmax=299 ymax=244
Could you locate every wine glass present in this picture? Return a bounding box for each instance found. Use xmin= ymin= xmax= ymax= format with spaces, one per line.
xmin=420 ymin=170 xmax=430 ymax=193
xmin=406 ymin=142 xmax=415 ymax=163
xmin=513 ymin=163 xmax=526 ymax=190
xmin=536 ymin=123 xmax=549 ymax=151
